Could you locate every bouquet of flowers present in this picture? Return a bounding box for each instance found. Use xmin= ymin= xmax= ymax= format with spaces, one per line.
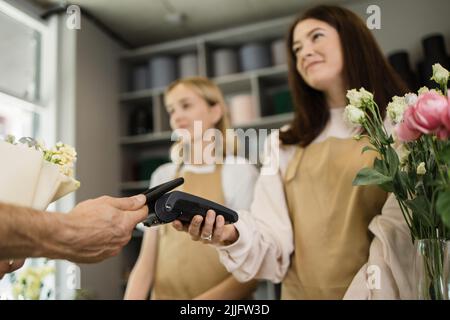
xmin=0 ymin=136 xmax=79 ymax=300
xmin=10 ymin=259 xmax=55 ymax=300
xmin=0 ymin=135 xmax=80 ymax=210
xmin=344 ymin=64 xmax=450 ymax=300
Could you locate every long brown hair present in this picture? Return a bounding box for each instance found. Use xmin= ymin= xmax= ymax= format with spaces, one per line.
xmin=279 ymin=5 xmax=409 ymax=146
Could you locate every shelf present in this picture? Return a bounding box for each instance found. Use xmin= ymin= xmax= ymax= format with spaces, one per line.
xmin=120 ymin=113 xmax=292 ymax=147
xmin=120 ymin=180 xmax=149 ymax=191
xmin=233 ymin=112 xmax=293 ymax=130
xmin=120 ymin=65 xmax=288 ymax=103
xmin=214 ymin=72 xmax=253 ymax=93
xmin=214 ymin=65 xmax=287 ymax=89
xmin=118 ymin=13 xmax=294 ymax=301
xmin=121 ymin=38 xmax=199 ymax=61
xmin=120 ymin=15 xmax=294 ymax=60
xmin=120 ymin=87 xmax=165 ymax=103
xmin=120 ymin=131 xmax=173 ymax=146
xmin=202 ymin=16 xmax=293 ymax=46
xmin=255 ymin=64 xmax=288 ymax=78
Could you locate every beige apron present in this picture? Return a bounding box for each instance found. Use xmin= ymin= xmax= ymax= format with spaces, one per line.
xmin=152 ymin=165 xmax=230 ymax=299
xmin=282 ymin=137 xmax=388 ymax=300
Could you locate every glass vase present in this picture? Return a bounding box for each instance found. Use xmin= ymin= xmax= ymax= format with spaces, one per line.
xmin=414 ymin=239 xmax=448 ymax=300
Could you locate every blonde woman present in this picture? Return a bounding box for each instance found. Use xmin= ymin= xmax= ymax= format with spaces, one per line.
xmin=124 ymin=77 xmax=259 ymax=300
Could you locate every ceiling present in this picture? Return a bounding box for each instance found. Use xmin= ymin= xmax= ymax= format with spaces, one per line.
xmin=29 ymin=0 xmax=352 ymax=48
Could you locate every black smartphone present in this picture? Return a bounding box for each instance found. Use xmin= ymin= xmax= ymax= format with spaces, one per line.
xmin=142 ymin=177 xmax=184 ymax=204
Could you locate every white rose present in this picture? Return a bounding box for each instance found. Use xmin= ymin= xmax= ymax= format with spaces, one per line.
xmin=404 ymin=93 xmax=418 ymax=106
xmin=416 ymin=162 xmax=427 ymax=175
xmin=418 ymin=86 xmax=430 ymax=95
xmin=344 ymin=105 xmax=365 ymax=126
xmin=60 ymin=145 xmax=77 ymax=159
xmin=431 ymin=63 xmax=449 ymax=85
xmin=359 ymin=87 xmax=374 ymax=104
xmin=346 ymin=89 xmax=363 ymax=108
xmin=346 ymin=88 xmax=374 ymax=109
xmin=387 ymin=96 xmax=408 ymax=123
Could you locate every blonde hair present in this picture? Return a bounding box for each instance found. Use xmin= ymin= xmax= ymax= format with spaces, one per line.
xmin=164 ymin=76 xmax=237 ymax=163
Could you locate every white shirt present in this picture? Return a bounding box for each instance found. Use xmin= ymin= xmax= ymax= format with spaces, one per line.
xmin=216 ymin=107 xmax=363 ymax=282
xmin=149 ymin=155 xmax=259 ymax=211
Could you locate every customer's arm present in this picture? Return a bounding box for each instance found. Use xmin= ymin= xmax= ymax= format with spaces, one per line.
xmin=0 ymin=195 xmax=148 ymax=263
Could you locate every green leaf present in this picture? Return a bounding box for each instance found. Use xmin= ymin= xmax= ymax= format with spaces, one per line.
xmin=387 ymin=135 xmax=394 ymax=145
xmin=353 ymin=167 xmax=393 ymax=186
xmin=440 ymin=144 xmax=450 ymax=164
xmin=378 ymin=181 xmax=394 ymax=193
xmin=436 ymin=189 xmax=450 ymax=228
xmin=405 ymin=196 xmax=433 ymax=227
xmin=402 ymin=170 xmax=415 ymax=191
xmin=377 ymin=130 xmax=389 ymax=145
xmin=373 ymin=158 xmax=388 ymax=176
xmin=362 ymin=145 xmax=378 ymax=154
xmin=394 ymin=171 xmax=408 ymax=200
xmin=386 ymin=146 xmax=399 ymax=177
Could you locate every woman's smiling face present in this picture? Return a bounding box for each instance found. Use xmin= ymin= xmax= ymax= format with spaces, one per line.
xmin=292 ymin=18 xmax=345 ymax=91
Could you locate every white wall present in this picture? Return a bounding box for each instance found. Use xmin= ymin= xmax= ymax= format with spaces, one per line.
xmin=73 ymin=17 xmax=123 ymax=300
xmin=49 ymin=11 xmax=123 ymax=300
xmin=52 ymin=13 xmax=78 ymax=300
xmin=345 ymin=0 xmax=450 ymax=66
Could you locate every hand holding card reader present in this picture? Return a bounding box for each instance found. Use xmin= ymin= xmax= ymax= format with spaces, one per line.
xmin=142 ymin=177 xmax=238 ymax=227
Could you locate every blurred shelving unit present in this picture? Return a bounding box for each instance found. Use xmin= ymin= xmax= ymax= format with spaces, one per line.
xmin=118 ymin=15 xmax=295 ymax=299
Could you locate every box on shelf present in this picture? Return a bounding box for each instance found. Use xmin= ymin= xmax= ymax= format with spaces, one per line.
xmin=178 ymin=53 xmax=198 ymax=78
xmin=130 ymin=64 xmax=149 ymax=91
xmin=212 ymin=48 xmax=239 ymax=77
xmin=272 ymin=89 xmax=294 ymax=115
xmin=149 ymin=55 xmax=177 ymax=88
xmin=239 ymin=42 xmax=271 ymax=72
xmin=128 ymin=105 xmax=153 ymax=136
xmin=228 ymin=93 xmax=258 ymax=126
xmin=271 ymin=38 xmax=287 ymax=66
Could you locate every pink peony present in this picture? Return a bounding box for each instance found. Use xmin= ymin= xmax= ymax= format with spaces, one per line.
xmin=411 ymin=91 xmax=448 ymax=133
xmin=396 ymin=91 xmax=450 ymax=142
xmin=396 ymin=107 xmax=422 ymax=142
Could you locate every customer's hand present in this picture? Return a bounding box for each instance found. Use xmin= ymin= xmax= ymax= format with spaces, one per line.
xmin=58 ymin=195 xmax=148 ymax=263
xmin=172 ymin=210 xmax=239 ymax=246
xmin=0 ymin=259 xmax=25 ymax=280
